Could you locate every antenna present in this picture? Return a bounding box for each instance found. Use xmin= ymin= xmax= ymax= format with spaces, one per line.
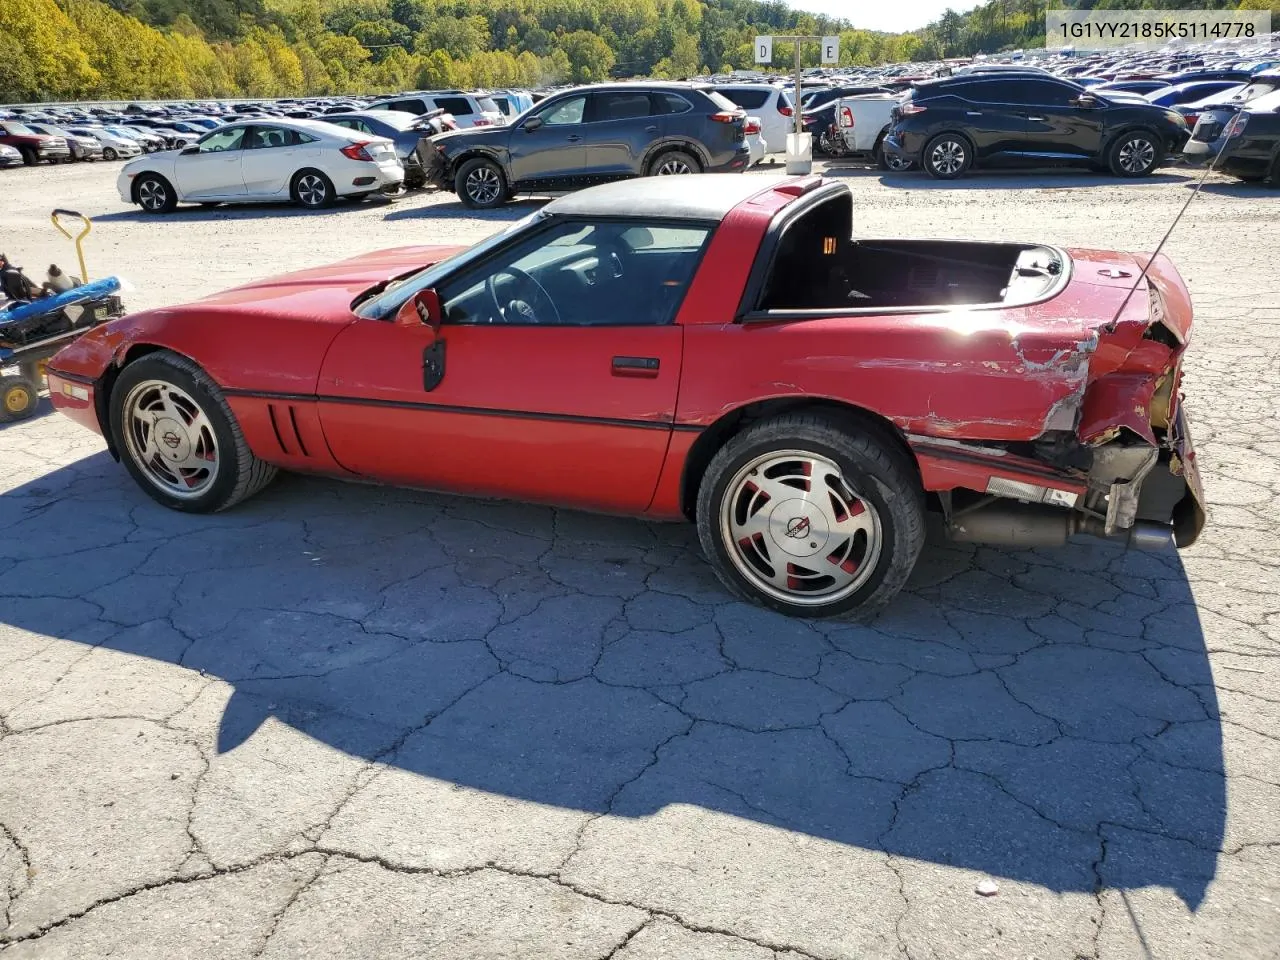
xmin=1105 ymin=87 xmax=1264 ymax=332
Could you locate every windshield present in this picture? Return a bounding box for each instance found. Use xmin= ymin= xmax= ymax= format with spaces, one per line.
xmin=355 ymin=210 xmax=547 ymax=320
xmin=1 ymin=122 xmax=35 ymax=136
xmin=1233 ymin=81 xmax=1279 ymax=101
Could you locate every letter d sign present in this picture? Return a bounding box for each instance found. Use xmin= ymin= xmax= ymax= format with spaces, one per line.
xmin=754 ymin=35 xmax=773 ymax=64
xmin=821 ymin=36 xmax=840 ymax=64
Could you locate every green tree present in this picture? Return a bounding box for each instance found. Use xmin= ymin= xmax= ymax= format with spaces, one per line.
xmin=558 ymin=29 xmax=615 ymax=82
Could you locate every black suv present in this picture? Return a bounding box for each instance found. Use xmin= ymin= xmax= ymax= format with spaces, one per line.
xmin=882 ymin=73 xmax=1190 ymax=179
xmin=430 ymin=82 xmax=751 ymax=208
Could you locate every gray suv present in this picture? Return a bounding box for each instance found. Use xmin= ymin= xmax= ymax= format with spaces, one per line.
xmin=429 ymin=82 xmax=752 ymax=208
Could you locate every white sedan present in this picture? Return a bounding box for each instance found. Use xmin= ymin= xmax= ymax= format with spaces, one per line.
xmin=117 ymin=119 xmax=405 ymax=213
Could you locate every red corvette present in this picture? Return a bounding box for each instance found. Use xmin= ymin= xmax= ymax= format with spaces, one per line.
xmin=47 ymin=175 xmax=1205 ymax=617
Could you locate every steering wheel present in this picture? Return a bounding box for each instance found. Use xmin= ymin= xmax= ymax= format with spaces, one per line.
xmin=486 ymin=266 xmax=561 ymax=325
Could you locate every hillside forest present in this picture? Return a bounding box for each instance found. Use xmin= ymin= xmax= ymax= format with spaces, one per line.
xmin=3 ymin=0 xmax=1277 ymax=103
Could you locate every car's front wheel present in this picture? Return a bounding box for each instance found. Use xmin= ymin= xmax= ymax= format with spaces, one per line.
xmin=109 ymin=350 xmax=276 ymax=513
xmin=102 ymin=147 xmax=117 ymax=161
xmin=695 ymin=411 xmax=925 ymax=619
xmin=922 ymin=133 xmax=972 ymax=179
xmin=456 ymin=158 xmax=510 ymax=209
xmin=292 ymin=169 xmax=335 ymax=209
xmin=1108 ymin=131 xmax=1160 ymax=177
xmin=134 ymin=174 xmax=177 ymax=213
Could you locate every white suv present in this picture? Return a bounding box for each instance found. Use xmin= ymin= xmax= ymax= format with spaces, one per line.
xmin=368 ymin=92 xmax=505 ymax=129
xmin=714 ymin=84 xmax=794 ymax=157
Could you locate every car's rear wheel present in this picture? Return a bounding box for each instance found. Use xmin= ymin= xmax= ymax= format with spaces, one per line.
xmin=292 ymin=169 xmax=335 ymax=209
xmin=456 ymin=158 xmax=509 ymax=209
xmin=0 ymin=375 xmax=39 ymax=423
xmin=922 ymin=134 xmax=971 ymax=179
xmin=1108 ymin=131 xmax=1160 ymax=177
xmin=695 ymin=411 xmax=925 ymax=619
xmin=19 ymin=147 xmax=37 ymax=166
xmin=102 ymin=147 xmax=117 ymax=161
xmin=649 ymin=149 xmax=701 ymax=176
xmin=135 ymin=174 xmax=177 ymax=213
xmin=109 ymin=350 xmax=276 ymax=513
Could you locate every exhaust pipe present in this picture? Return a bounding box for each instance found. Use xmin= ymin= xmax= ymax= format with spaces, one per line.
xmin=947 ymin=503 xmax=1175 ymax=551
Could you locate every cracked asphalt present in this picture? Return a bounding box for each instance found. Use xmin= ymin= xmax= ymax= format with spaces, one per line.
xmin=1 ymin=160 xmax=1278 ymax=959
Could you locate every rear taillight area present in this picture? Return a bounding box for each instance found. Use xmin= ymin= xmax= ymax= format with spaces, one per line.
xmin=899 ymin=102 xmax=927 ymax=116
xmin=1224 ymin=113 xmax=1249 ymax=138
xmin=839 ymin=106 xmax=853 ymax=128
xmin=744 ymin=118 xmax=761 ymax=135
xmin=340 ymin=141 xmax=375 ymax=161
xmin=472 ymin=118 xmax=493 ymax=127
xmin=778 ymin=102 xmax=793 ymax=117
xmin=710 ymin=111 xmax=744 ymax=124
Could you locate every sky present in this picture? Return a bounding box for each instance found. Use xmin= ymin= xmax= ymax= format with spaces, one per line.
xmin=786 ymin=1 xmax=985 ymax=33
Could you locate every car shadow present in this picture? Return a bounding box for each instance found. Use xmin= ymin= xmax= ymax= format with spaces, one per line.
xmin=0 ymin=453 xmax=1224 ymax=908
xmin=871 ymin=169 xmax=1193 ymax=189
xmin=1187 ymin=179 xmax=1277 ymax=196
xmin=382 ymin=197 xmax=549 ymax=222
xmin=91 ymin=195 xmax=402 ymax=224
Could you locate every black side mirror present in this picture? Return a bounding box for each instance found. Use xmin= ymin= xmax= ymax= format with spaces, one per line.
xmin=180 ymin=144 xmax=199 ymax=156
xmin=1072 ymin=95 xmax=1100 ymax=108
xmin=522 ymin=115 xmax=544 ymax=132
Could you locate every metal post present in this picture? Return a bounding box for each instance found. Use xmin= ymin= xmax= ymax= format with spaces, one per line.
xmin=794 ymin=40 xmax=803 ymax=137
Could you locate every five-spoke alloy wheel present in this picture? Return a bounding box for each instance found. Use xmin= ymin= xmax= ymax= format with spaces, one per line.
xmin=293 ymin=170 xmax=335 ymax=209
xmin=135 ymin=174 xmax=177 ymax=213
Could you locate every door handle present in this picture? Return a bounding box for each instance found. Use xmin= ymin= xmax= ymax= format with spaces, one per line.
xmin=965 ymin=111 xmax=983 ymax=116
xmin=645 ymin=125 xmax=659 ymax=133
xmin=612 ymin=356 xmax=659 ymax=377
xmin=566 ymin=134 xmax=582 ymax=142
xmin=1025 ymin=116 xmax=1047 ymax=122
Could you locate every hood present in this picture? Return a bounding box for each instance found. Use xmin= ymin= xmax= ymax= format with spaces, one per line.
xmin=187 ymin=245 xmax=468 ymax=321
xmin=436 ymin=125 xmax=508 ymax=152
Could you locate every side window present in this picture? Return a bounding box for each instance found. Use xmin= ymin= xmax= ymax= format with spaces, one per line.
xmin=245 ymin=126 xmax=303 ymax=149
xmin=437 ymin=219 xmax=713 ymax=327
xmin=436 ymin=96 xmax=473 ymax=116
xmin=723 ymin=88 xmax=770 ymax=110
xmin=197 ymin=127 xmax=246 ymax=153
xmin=953 ymin=80 xmax=1011 ymax=104
xmin=653 ymin=93 xmax=693 ymax=115
xmin=591 ymin=91 xmax=653 ymax=122
xmin=1002 ymin=80 xmax=1080 ymax=105
xmin=538 ymin=95 xmax=586 ymax=126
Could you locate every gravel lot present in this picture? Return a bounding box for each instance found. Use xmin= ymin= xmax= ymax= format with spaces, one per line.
xmin=1 ymin=159 xmax=1278 ymax=959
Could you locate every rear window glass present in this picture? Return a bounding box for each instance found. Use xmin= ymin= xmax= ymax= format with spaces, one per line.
xmin=476 ymin=97 xmax=499 ymax=114
xmin=722 ymin=88 xmax=769 ymax=109
xmin=705 ymin=90 xmax=742 ymax=113
xmin=436 ymin=97 xmax=473 ymax=116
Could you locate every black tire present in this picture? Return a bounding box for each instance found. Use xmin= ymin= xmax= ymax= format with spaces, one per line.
xmin=695 ymin=411 xmax=925 ymax=619
xmin=922 ymin=133 xmax=972 ymax=180
xmin=455 ymin=157 xmax=509 ymax=209
xmin=134 ymin=173 xmax=177 ymax=213
xmin=648 ymin=149 xmax=701 ymax=176
xmin=1267 ymin=155 xmax=1280 ymax=187
xmin=1107 ymin=130 xmax=1160 ymax=177
xmin=108 ymin=350 xmax=277 ymax=513
xmin=0 ymin=375 xmax=39 ymax=423
xmin=103 ymin=147 xmax=117 ymax=161
xmin=292 ymin=169 xmax=335 ymax=209
xmin=19 ymin=147 xmax=37 ymax=166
